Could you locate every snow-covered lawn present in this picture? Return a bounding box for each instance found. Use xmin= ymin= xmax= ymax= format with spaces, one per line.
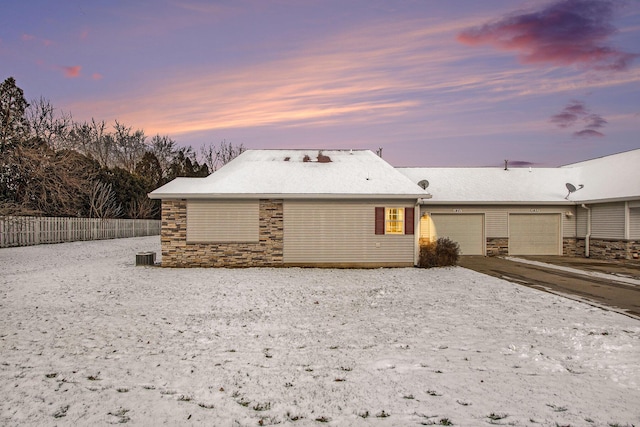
xmin=1 ymin=237 xmax=638 ymax=426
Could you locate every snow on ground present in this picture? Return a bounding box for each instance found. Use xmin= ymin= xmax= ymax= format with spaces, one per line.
xmin=1 ymin=237 xmax=639 ymax=427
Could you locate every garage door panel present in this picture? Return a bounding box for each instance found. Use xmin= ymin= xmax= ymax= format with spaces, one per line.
xmin=430 ymin=214 xmax=484 ymax=255
xmin=509 ymin=214 xmax=560 ymax=255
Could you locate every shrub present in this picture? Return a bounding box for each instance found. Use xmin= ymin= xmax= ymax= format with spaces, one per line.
xmin=418 ymin=238 xmax=460 ymax=268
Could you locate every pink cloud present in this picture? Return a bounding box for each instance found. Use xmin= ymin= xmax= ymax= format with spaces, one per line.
xmin=22 ymin=34 xmax=36 ymax=41
xmin=80 ymin=29 xmax=89 ymax=40
xmin=61 ymin=65 xmax=82 ymax=78
xmin=92 ymin=72 xmax=103 ymax=80
xmin=457 ymin=0 xmax=638 ymax=71
xmin=574 ymin=129 xmax=604 ymax=138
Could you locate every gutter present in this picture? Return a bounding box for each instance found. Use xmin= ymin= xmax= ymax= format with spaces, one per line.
xmin=581 ymin=204 xmax=591 ymax=258
xmin=148 ymin=193 xmax=429 ymax=200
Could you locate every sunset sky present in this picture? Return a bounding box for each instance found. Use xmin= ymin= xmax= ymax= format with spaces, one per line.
xmin=1 ymin=0 xmax=639 ymax=167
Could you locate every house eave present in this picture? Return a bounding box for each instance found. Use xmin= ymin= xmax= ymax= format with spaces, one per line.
xmin=418 ymin=200 xmax=576 ymax=206
xmin=572 ymin=196 xmax=640 ymax=205
xmin=149 ymin=192 xmax=427 ymax=200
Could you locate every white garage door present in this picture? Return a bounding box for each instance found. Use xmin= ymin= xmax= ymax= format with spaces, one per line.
xmin=429 ymin=214 xmax=484 ymax=255
xmin=509 ymin=214 xmax=560 ymax=255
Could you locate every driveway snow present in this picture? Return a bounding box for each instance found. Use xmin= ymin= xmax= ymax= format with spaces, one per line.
xmin=1 ymin=236 xmax=638 ymax=426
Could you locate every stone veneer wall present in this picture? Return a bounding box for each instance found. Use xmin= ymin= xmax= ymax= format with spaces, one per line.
xmin=486 ymin=238 xmax=508 ymax=256
xmin=575 ymin=238 xmax=640 ymax=260
xmin=562 ymin=238 xmax=577 ymax=256
xmin=161 ymin=199 xmax=284 ymax=267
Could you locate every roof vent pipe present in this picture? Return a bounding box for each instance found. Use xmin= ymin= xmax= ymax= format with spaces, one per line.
xmin=581 ymin=204 xmax=591 ymax=258
xmin=504 ymin=160 xmax=508 ymax=170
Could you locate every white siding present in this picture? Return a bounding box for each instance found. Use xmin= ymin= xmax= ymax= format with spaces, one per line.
xmin=591 ymin=203 xmax=625 ymax=239
xmin=509 ymin=214 xmax=561 ymax=255
xmin=283 ymin=200 xmax=415 ymax=265
xmin=630 ymin=207 xmax=640 ymax=239
xmin=576 ymin=207 xmax=588 ymax=238
xmin=187 ymin=200 xmax=259 ymax=242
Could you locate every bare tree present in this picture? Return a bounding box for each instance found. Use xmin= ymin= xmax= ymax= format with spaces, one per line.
xmin=113 ymin=121 xmax=146 ymax=173
xmin=3 ymin=144 xmax=96 ymax=216
xmin=26 ymin=97 xmax=72 ymax=150
xmin=150 ymin=134 xmax=177 ymax=181
xmin=200 ymin=140 xmax=245 ymax=172
xmin=69 ymin=119 xmax=115 ymax=168
xmin=128 ymin=195 xmax=157 ymax=219
xmin=88 ymin=180 xmax=122 ymax=219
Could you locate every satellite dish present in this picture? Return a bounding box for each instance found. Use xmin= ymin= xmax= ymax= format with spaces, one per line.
xmin=418 ymin=179 xmax=429 ymax=190
xmin=565 ymin=183 xmax=584 ymax=199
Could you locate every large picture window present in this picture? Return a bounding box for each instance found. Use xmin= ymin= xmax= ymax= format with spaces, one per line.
xmin=375 ymin=206 xmax=414 ymax=235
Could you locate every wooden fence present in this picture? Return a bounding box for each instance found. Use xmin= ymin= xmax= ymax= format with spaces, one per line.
xmin=0 ymin=216 xmax=161 ymax=248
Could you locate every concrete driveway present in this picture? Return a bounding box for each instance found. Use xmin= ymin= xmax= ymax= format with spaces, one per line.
xmin=459 ymin=256 xmax=640 ymax=320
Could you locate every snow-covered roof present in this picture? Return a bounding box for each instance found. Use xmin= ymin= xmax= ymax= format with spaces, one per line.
xmin=561 ymin=148 xmax=640 ymax=203
xmin=398 ymin=148 xmax=640 ymax=204
xmin=150 ymin=148 xmax=640 ymax=204
xmin=149 ymin=149 xmax=428 ymax=199
xmin=397 ymin=167 xmax=578 ymax=204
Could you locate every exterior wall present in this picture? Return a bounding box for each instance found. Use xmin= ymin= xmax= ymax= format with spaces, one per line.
xmin=630 ymin=206 xmax=640 ymax=239
xmin=576 ymin=206 xmax=588 ymax=238
xmin=574 ymin=202 xmax=639 ymax=260
xmin=187 ymin=200 xmax=259 ymax=242
xmin=420 ymin=205 xmax=575 ymax=256
xmin=563 ymin=238 xmax=578 ymax=256
xmin=590 ymin=202 xmax=625 ymax=239
xmin=578 ymin=238 xmax=639 ymax=260
xmin=161 ymin=199 xmax=283 ymax=267
xmin=283 ymin=200 xmax=415 ymax=266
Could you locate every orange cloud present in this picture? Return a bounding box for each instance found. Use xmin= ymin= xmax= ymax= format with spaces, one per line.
xmin=61 ymin=66 xmax=82 ymax=78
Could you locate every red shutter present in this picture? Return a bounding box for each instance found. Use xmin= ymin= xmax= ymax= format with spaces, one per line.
xmin=375 ymin=207 xmax=385 ymax=235
xmin=404 ymin=207 xmax=414 ymax=235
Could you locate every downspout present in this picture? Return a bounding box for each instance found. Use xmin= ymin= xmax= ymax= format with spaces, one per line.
xmin=581 ymin=204 xmax=591 ymax=258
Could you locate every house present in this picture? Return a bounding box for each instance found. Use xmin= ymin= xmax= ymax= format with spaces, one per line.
xmin=149 ymin=148 xmax=640 ymax=267
xmin=398 ymin=148 xmax=640 ymax=259
xmin=149 ymin=149 xmax=429 ymax=267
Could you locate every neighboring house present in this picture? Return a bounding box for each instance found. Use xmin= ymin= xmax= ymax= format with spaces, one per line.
xmin=149 ymin=148 xmax=640 ymax=267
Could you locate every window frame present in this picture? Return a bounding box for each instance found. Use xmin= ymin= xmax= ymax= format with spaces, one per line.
xmin=385 ymin=207 xmax=405 ymax=234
